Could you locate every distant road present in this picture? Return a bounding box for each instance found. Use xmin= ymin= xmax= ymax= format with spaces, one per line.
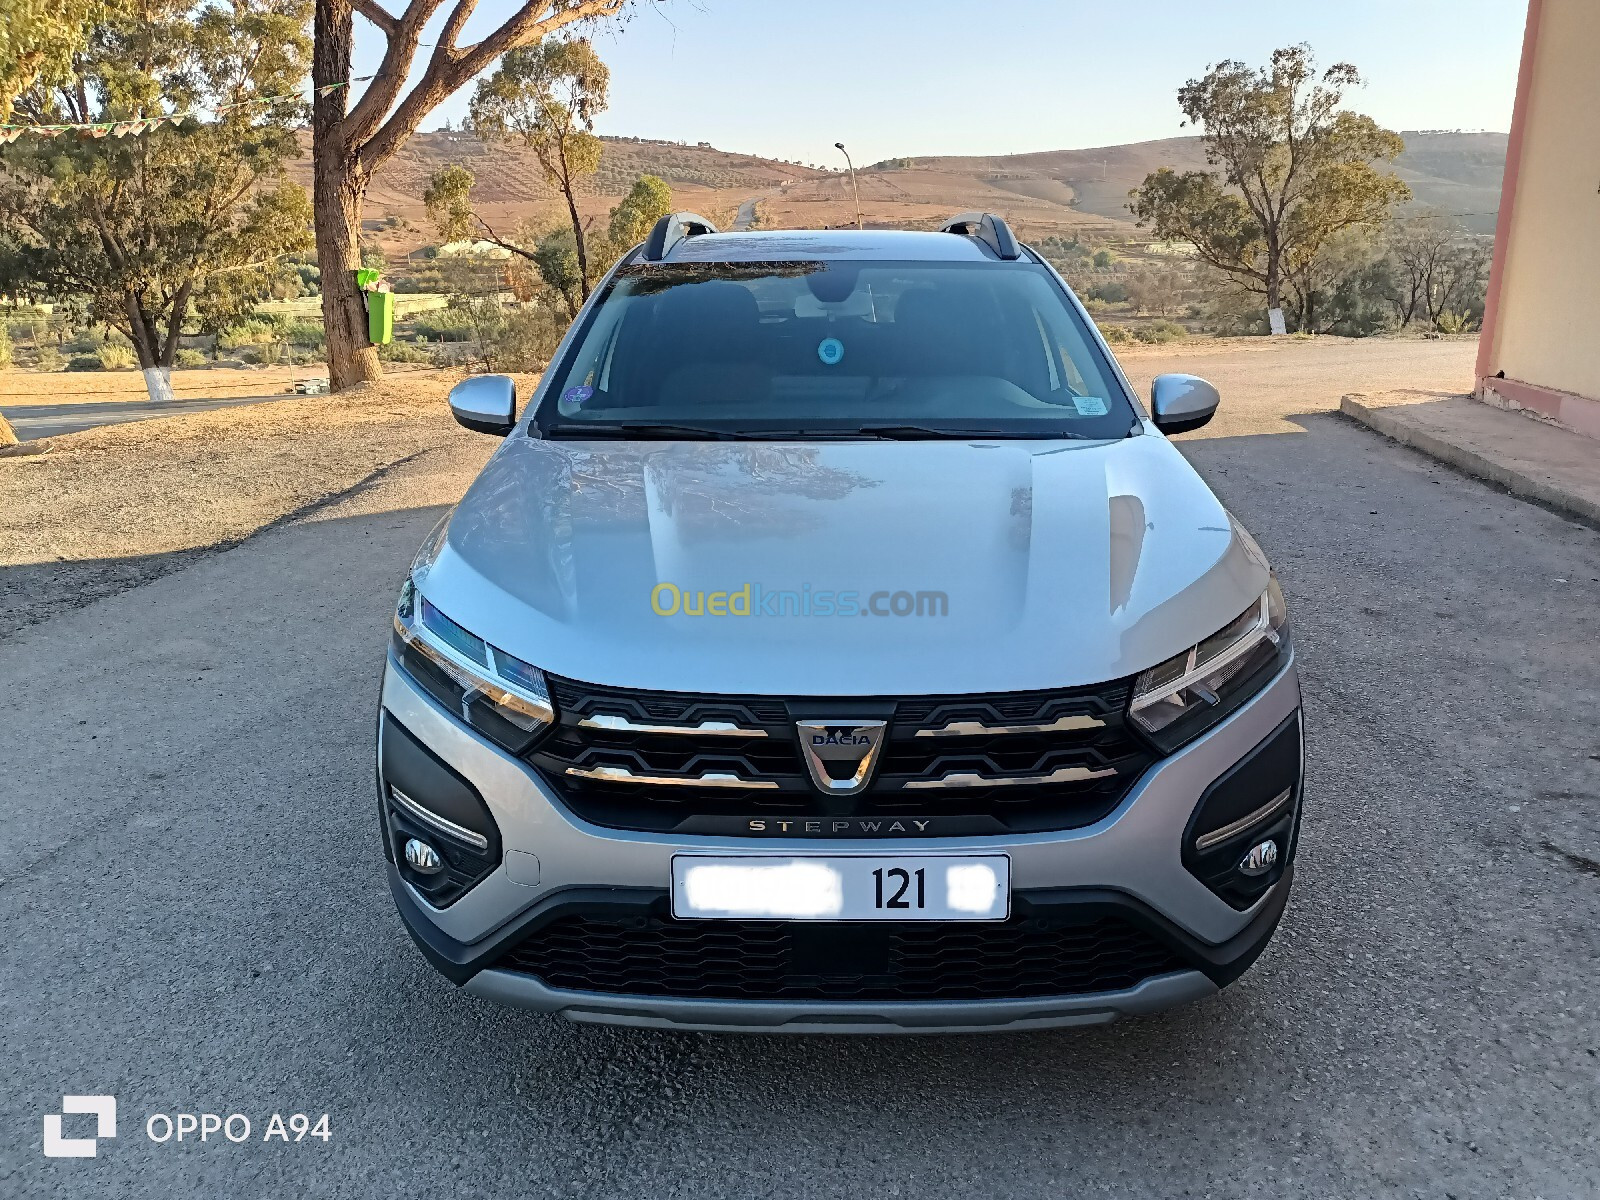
xmin=1 ymin=393 xmax=285 ymax=440
xmin=732 ymin=193 xmax=774 ymax=232
xmin=732 ymin=195 xmax=762 ymax=230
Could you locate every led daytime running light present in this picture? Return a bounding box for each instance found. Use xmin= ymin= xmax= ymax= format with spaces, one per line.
xmin=1131 ymin=593 xmax=1277 ymax=714
xmin=394 ymin=583 xmax=553 ymax=729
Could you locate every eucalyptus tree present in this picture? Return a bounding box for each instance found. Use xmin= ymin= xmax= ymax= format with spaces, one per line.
xmin=312 ymin=0 xmax=631 ymax=390
xmin=0 ymin=0 xmax=101 ymax=121
xmin=1131 ymin=44 xmax=1410 ymax=334
xmin=469 ymin=37 xmax=608 ymax=301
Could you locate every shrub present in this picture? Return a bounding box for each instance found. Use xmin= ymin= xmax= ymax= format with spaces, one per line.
xmin=97 ymin=342 xmax=138 ymax=369
xmin=0 ymin=323 xmax=10 ymax=367
xmin=1133 ymin=320 xmax=1189 ymax=345
xmin=409 ymin=307 xmax=477 ymax=341
xmin=217 ymin=318 xmax=280 ymax=349
xmin=488 ymin=304 xmax=568 ymax=371
xmin=1088 ymin=281 xmax=1129 ymax=304
xmin=34 ymin=346 xmax=64 ymax=371
xmin=1097 ymin=323 xmax=1135 ymax=345
xmin=67 ymin=354 xmax=104 ymax=371
xmin=279 ymin=319 xmax=326 ymax=348
xmin=378 ymin=341 xmax=432 ymax=363
xmin=175 ymin=348 xmax=208 ymax=368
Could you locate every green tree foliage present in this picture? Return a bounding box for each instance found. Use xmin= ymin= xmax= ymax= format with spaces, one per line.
xmin=607 ymin=173 xmax=671 ymax=247
xmin=0 ymin=0 xmax=312 ymax=400
xmin=530 ymin=224 xmax=585 ymax=317
xmin=1130 ymin=44 xmax=1410 ymax=331
xmin=423 ymin=164 xmax=477 ymax=245
xmin=470 ymin=37 xmax=609 ymax=299
xmin=0 ymin=0 xmax=100 ymax=121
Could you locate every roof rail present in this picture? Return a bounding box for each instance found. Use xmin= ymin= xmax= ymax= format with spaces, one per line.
xmin=642 ymin=212 xmax=720 ymax=261
xmin=940 ymin=212 xmax=1022 ymax=261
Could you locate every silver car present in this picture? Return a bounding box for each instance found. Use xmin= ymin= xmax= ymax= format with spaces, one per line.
xmin=377 ymin=212 xmax=1303 ymax=1033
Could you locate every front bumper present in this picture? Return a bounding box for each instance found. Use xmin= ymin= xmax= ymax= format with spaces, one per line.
xmin=377 ymin=650 xmax=1303 ymax=1033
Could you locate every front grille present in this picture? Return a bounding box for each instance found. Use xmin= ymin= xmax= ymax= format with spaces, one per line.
xmin=526 ymin=674 xmax=1154 ymax=834
xmin=496 ymin=912 xmax=1186 ymax=1001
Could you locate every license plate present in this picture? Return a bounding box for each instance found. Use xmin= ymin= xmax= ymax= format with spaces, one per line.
xmin=671 ymin=855 xmax=1010 ymax=921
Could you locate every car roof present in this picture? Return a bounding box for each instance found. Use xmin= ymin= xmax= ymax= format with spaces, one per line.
xmin=665 ymin=228 xmax=1003 ymax=264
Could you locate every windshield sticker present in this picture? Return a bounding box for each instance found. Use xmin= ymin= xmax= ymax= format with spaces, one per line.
xmin=1072 ymin=395 xmax=1109 ymax=417
xmin=562 ymin=385 xmax=595 ymax=406
xmin=816 ymin=337 xmax=845 ymax=366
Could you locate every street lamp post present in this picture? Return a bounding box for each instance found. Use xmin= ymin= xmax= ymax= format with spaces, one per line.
xmin=834 ymin=142 xmax=862 ymax=230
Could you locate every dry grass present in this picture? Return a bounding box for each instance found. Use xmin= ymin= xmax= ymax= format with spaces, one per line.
xmin=0 ymin=369 xmax=527 ymax=635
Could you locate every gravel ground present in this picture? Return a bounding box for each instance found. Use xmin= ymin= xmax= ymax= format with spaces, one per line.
xmin=0 ymin=373 xmax=509 ymax=636
xmin=4 ymin=337 xmax=1597 ymax=1198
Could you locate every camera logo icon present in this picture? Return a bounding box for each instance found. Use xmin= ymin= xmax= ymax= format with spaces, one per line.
xmin=43 ymin=1096 xmax=117 ymax=1158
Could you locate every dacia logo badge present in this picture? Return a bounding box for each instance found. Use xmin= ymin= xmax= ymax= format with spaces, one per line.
xmin=796 ymin=720 xmax=887 ymax=795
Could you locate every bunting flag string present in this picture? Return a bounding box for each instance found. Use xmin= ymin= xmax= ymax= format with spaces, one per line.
xmin=0 ymin=75 xmax=377 ymax=143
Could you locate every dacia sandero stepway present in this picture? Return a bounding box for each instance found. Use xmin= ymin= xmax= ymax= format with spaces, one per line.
xmin=376 ymin=211 xmax=1303 ymax=1033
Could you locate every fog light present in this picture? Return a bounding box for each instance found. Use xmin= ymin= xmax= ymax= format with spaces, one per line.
xmin=1238 ymin=840 xmax=1278 ymax=876
xmin=404 ymin=838 xmax=443 ymax=874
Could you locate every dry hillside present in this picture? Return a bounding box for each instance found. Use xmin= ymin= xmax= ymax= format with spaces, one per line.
xmin=288 ymin=129 xmax=1507 ymax=259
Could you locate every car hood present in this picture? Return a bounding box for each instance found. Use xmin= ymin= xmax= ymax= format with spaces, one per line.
xmin=416 ymin=432 xmax=1270 ymax=695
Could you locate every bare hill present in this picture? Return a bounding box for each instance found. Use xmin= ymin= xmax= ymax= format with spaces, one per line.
xmin=302 ymin=128 xmax=1506 ymax=260
xmin=893 ymin=132 xmax=1507 ymax=234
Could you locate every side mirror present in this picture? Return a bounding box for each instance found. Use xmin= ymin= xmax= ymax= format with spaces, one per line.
xmin=1150 ymin=374 xmax=1220 ymax=436
xmin=448 ymin=374 xmax=517 ymax=436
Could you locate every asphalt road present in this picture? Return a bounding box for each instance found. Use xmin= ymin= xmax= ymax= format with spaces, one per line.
xmin=733 ymin=196 xmax=763 ymax=231
xmin=4 ymin=339 xmax=1598 ymax=1197
xmin=0 ymin=393 xmax=286 ymax=441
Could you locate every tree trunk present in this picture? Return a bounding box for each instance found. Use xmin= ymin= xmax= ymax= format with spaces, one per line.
xmin=1264 ymin=246 xmax=1286 ymax=336
xmin=563 ymin=181 xmax=589 ymax=302
xmin=313 ymin=0 xmax=381 ymax=391
xmin=141 ymin=366 xmax=177 ymax=404
xmin=122 ymin=292 xmax=177 ymax=404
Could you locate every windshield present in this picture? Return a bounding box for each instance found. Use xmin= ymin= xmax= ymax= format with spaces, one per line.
xmin=535 ymin=259 xmax=1136 ymax=440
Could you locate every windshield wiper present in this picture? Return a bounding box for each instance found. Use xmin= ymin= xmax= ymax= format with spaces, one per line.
xmin=859 ymin=424 xmax=1122 ymax=441
xmin=543 ymin=422 xmax=1111 ymax=443
xmin=851 ymin=424 xmax=1008 ymax=440
xmin=544 ymin=422 xmax=743 ymax=441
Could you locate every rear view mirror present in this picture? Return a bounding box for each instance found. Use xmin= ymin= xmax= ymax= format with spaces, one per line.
xmin=1150 ymin=374 xmax=1220 ymax=436
xmin=448 ymin=375 xmax=517 ymax=436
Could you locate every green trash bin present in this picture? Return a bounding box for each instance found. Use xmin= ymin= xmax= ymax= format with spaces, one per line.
xmin=366 ymin=289 xmax=394 ymax=345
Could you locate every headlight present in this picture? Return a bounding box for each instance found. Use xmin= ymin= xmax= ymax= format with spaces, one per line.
xmin=391 ymin=578 xmax=554 ymax=752
xmin=1129 ymin=577 xmax=1289 ymax=753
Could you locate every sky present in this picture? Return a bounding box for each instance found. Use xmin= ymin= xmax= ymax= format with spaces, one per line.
xmin=351 ymin=0 xmax=1527 ymax=165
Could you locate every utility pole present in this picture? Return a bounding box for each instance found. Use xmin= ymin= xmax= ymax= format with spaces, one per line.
xmin=835 ymin=142 xmax=863 ymax=230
